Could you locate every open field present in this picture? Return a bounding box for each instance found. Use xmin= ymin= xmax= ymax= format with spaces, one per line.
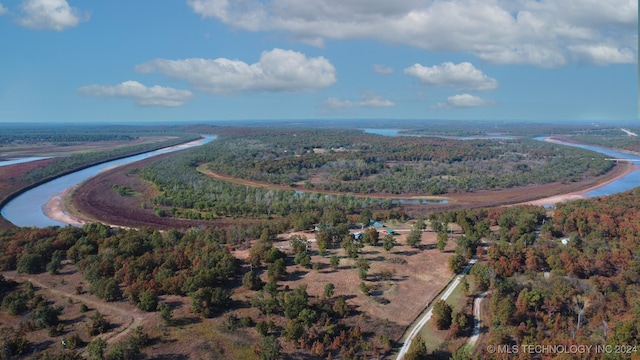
xmin=272 ymin=229 xmax=458 ymax=330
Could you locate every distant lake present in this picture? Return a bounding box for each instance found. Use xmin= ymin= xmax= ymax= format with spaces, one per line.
xmin=363 ymin=129 xmax=401 ymax=136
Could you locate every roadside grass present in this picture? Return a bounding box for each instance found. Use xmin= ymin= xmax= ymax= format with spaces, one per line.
xmin=419 ymin=275 xmax=476 ymax=354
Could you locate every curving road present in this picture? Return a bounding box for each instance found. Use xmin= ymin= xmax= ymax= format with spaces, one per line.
xmin=395 ymin=257 xmax=477 ymax=360
xmin=468 ymin=291 xmax=490 ymax=347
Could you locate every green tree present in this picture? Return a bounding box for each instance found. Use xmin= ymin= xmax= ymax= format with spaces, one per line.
xmin=17 ymin=253 xmax=45 ymax=274
xmin=294 ymin=252 xmax=311 ymax=268
xmin=471 ymin=263 xmax=492 ymax=291
xmin=324 ymin=283 xmax=335 ymax=299
xmin=88 ymin=311 xmax=110 ymax=336
xmin=267 ymin=258 xmax=287 ymax=280
xmin=283 ymin=285 xmax=308 ymax=320
xmin=355 ymin=258 xmax=370 ymax=280
xmin=157 ymin=302 xmax=173 ymax=326
xmin=189 ymin=287 xmax=232 ymax=318
xmin=436 ymin=231 xmax=448 ymax=251
xmin=256 ymin=320 xmax=269 ymax=336
xmin=358 ymin=208 xmax=373 ymax=227
xmin=87 ymin=337 xmax=107 ymax=360
xmin=333 ymin=297 xmax=350 ymax=317
xmin=137 ymin=289 xmax=158 ymax=312
xmin=0 ymin=327 xmax=28 ymax=357
xmin=282 ymin=319 xmax=305 ymax=341
xmin=341 ymin=236 xmax=360 ymax=258
xmin=289 ymin=235 xmax=308 ymax=254
xmin=405 ymin=336 xmax=428 ymax=360
xmin=383 ymin=233 xmax=395 ymax=252
xmin=448 ymin=253 xmax=467 ymax=274
xmin=329 ymin=255 xmax=340 ymax=269
xmin=363 ymin=227 xmax=380 ymax=246
xmin=46 ymin=255 xmax=62 ymax=275
xmin=433 ymin=300 xmax=453 ymax=330
xmin=243 ymin=270 xmax=263 ymax=290
xmin=406 ymin=228 xmax=421 ymax=248
xmin=258 ymin=335 xmax=281 ymax=360
xmin=297 ymin=308 xmax=318 ymax=328
xmin=461 ymin=276 xmax=470 ymax=296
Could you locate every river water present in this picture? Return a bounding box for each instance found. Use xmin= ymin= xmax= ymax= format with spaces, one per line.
xmin=539 ymin=138 xmax=640 ymax=197
xmin=1 ymin=136 xmax=216 ymax=227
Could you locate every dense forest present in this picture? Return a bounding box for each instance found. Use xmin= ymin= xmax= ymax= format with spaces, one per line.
xmin=433 ymin=188 xmax=640 ymax=359
xmin=200 ymin=129 xmax=612 ymax=194
xmin=129 ymin=128 xmax=617 ymax=222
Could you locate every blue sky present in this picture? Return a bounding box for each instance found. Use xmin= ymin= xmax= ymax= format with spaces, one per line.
xmin=0 ymin=0 xmax=637 ymax=123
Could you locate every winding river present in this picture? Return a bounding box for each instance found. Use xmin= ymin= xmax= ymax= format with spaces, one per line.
xmin=540 ymin=138 xmax=640 ymax=197
xmin=1 ymin=133 xmax=639 ymax=228
xmin=1 ymin=136 xmax=216 ymax=227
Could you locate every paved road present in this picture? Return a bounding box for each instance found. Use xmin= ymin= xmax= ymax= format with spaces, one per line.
xmin=395 ymin=257 xmax=477 ymax=360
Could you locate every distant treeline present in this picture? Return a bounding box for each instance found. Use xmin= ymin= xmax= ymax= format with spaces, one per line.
xmin=0 ymin=133 xmax=136 ymax=145
xmin=571 ymin=134 xmax=640 ymax=153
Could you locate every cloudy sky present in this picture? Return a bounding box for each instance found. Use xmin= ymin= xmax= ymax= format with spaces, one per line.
xmin=0 ymin=0 xmax=637 ymax=123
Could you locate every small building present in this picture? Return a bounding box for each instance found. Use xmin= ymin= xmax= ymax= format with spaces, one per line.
xmin=369 ymin=221 xmax=384 ymax=229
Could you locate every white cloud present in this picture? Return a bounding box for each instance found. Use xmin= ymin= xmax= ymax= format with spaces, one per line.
xmin=431 ymin=94 xmax=496 ymax=109
xmin=568 ymin=45 xmax=636 ymax=66
xmin=18 ymin=0 xmax=87 ymax=30
xmin=77 ymin=81 xmax=193 ymax=107
xmin=135 ymin=48 xmax=336 ymax=94
xmin=372 ymin=64 xmax=394 ymax=75
xmin=186 ymin=0 xmax=638 ymax=67
xmin=405 ymin=62 xmax=498 ymax=91
xmin=0 ymin=3 xmax=8 ymax=15
xmin=325 ymin=93 xmax=395 ymax=109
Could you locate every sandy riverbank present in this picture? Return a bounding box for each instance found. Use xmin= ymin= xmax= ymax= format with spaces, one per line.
xmin=43 ymin=187 xmax=88 ymax=226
